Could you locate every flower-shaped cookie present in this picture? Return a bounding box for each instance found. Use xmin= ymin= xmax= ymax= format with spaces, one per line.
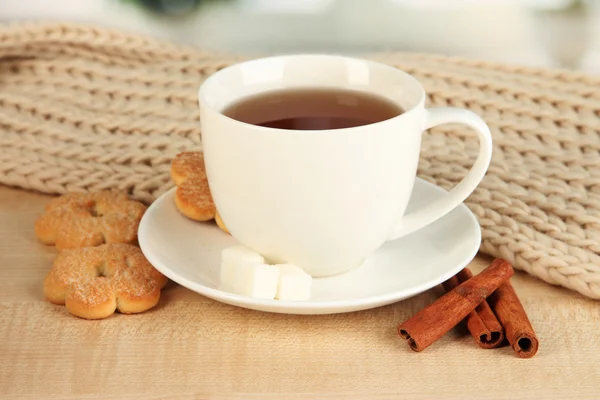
xmin=44 ymin=243 xmax=168 ymax=319
xmin=170 ymin=151 xmax=217 ymax=221
xmin=35 ymin=191 xmax=147 ymax=251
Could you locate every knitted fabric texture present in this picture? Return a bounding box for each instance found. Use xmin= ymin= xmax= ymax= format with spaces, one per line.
xmin=1 ymin=22 xmax=599 ymax=299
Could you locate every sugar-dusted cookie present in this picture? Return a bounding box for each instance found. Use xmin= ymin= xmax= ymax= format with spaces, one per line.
xmin=35 ymin=190 xmax=147 ymax=251
xmin=170 ymin=151 xmax=216 ymax=222
xmin=44 ymin=243 xmax=168 ymax=319
xmin=215 ymin=211 xmax=230 ymax=234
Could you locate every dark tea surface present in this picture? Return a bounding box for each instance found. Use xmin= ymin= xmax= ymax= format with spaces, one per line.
xmin=222 ymin=88 xmax=402 ymax=130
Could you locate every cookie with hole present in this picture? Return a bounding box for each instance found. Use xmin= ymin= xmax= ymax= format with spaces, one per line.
xmin=34 ymin=190 xmax=147 ymax=251
xmin=170 ymin=152 xmax=230 ymax=234
xmin=170 ymin=151 xmax=216 ymax=222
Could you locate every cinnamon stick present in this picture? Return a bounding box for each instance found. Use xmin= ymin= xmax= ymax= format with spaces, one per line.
xmin=442 ymin=268 xmax=504 ymax=349
xmin=488 ymin=276 xmax=539 ymax=358
xmin=398 ymin=259 xmax=514 ymax=352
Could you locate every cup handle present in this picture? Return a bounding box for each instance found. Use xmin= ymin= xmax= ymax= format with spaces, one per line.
xmin=388 ymin=107 xmax=493 ymax=240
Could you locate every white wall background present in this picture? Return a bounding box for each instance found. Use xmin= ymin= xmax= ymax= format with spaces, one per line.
xmin=1 ymin=0 xmax=598 ymax=72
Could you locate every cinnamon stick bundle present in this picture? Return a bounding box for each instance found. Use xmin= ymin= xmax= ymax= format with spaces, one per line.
xmin=442 ymin=268 xmax=504 ymax=349
xmin=398 ymin=260 xmax=514 ymax=352
xmin=488 ymin=279 xmax=539 ymax=358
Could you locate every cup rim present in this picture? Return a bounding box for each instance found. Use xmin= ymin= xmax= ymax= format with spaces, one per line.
xmin=197 ymin=54 xmax=426 ymax=133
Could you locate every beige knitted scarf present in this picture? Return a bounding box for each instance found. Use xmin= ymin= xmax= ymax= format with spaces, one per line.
xmin=1 ymin=22 xmax=599 ymax=299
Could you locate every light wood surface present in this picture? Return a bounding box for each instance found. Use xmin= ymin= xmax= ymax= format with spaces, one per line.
xmin=1 ymin=185 xmax=598 ymax=400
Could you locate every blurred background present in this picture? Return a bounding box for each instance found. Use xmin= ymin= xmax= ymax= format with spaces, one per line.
xmin=1 ymin=0 xmax=599 ymax=73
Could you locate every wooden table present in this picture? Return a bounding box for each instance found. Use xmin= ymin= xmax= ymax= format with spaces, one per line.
xmin=1 ymin=185 xmax=599 ymax=400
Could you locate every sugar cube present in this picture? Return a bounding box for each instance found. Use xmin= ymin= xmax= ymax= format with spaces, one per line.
xmin=220 ymin=246 xmax=264 ymax=288
xmin=275 ymin=264 xmax=312 ymax=301
xmin=233 ymin=263 xmax=280 ymax=299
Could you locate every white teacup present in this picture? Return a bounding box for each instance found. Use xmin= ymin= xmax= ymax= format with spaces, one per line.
xmin=199 ymin=55 xmax=492 ymax=277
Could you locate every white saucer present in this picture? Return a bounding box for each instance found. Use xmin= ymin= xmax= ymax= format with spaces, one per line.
xmin=138 ymin=178 xmax=481 ymax=315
